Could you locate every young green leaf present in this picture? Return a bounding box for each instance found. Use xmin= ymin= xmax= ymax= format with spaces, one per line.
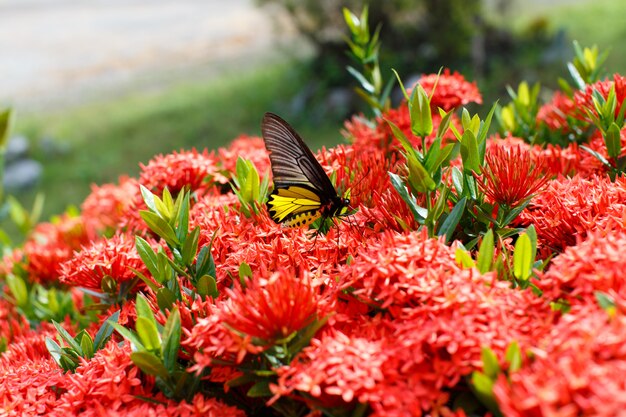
xmin=389 ymin=172 xmax=426 ymax=223
xmin=476 ymin=229 xmax=495 ymax=273
xmin=438 ymin=197 xmax=466 ymax=243
xmin=140 ymin=211 xmax=180 ymax=246
xmin=131 ymin=351 xmax=169 ymax=379
xmin=505 ymin=341 xmax=522 ymax=372
xmin=196 ymin=275 xmax=218 ymax=298
xmin=161 ymin=307 xmax=181 ymax=372
xmin=247 ymin=381 xmax=273 ymax=398
xmin=239 ymin=262 xmax=253 ymax=280
xmin=94 ymin=310 xmax=119 ymax=351
xmin=6 ymin=274 xmax=28 ymax=307
xmin=0 ymin=108 xmax=14 ymax=149
xmin=595 ymin=291 xmax=616 ymax=316
xmin=455 ymin=247 xmax=476 ymax=269
xmin=181 ymin=226 xmax=200 ymax=266
xmin=605 ymin=122 xmax=622 ymax=160
xmin=470 ymin=371 xmax=499 ymax=413
xmin=410 ymin=84 xmax=433 ymax=137
xmin=460 ymin=130 xmax=480 ymax=173
xmin=513 ymin=233 xmax=533 ymax=280
xmin=481 ymin=346 xmax=501 ymax=379
xmin=136 ymin=317 xmax=162 ymax=353
xmin=136 ymin=236 xmax=160 ymax=279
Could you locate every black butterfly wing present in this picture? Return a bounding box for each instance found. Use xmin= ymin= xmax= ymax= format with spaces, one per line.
xmin=262 ymin=112 xmax=337 ymax=199
xmin=262 ymin=112 xmax=339 ymax=226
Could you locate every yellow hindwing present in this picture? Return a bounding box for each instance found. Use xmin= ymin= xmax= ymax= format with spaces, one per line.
xmin=267 ymin=186 xmax=322 ymax=226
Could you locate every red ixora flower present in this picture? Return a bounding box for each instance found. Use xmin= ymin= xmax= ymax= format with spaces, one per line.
xmin=59 ymin=232 xmax=148 ymax=291
xmin=81 ymin=176 xmax=141 ymax=234
xmin=0 ymin=328 xmax=67 ymax=416
xmin=220 ymin=271 xmax=323 ymax=344
xmin=218 ymin=134 xmax=271 ymax=178
xmin=476 ymin=144 xmax=549 ymax=207
xmin=21 ymin=214 xmax=89 ymax=284
xmin=537 ymin=229 xmax=626 ymax=306
xmin=493 ymin=306 xmax=626 ymax=417
xmin=574 ymin=73 xmax=626 ymax=122
xmin=139 ymin=149 xmax=227 ymax=194
xmin=414 ymin=69 xmax=483 ymax=111
xmin=537 ymin=90 xmax=578 ymax=131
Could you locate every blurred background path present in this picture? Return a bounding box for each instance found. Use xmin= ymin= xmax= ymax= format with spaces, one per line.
xmin=0 ymin=0 xmax=297 ymax=110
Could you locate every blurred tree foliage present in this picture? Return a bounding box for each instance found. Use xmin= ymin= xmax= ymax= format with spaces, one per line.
xmin=257 ymin=0 xmax=554 ymax=117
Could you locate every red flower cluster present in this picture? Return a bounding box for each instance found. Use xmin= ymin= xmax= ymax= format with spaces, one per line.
xmin=60 ymin=232 xmax=149 ymax=290
xmin=494 ymin=306 xmax=626 ymax=417
xmin=477 ymin=143 xmax=549 ymax=207
xmin=414 ymin=69 xmax=483 ymax=111
xmin=574 ymin=73 xmax=626 ymax=122
xmin=518 ymin=174 xmax=626 ymax=250
xmin=139 ymin=149 xmax=227 ymax=194
xmin=20 ymin=214 xmax=89 ymax=284
xmin=4 ymin=66 xmax=626 ymax=416
xmin=537 ymin=91 xmax=578 ymax=131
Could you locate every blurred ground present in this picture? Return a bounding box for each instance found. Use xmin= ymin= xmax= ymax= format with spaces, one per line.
xmin=0 ymin=0 xmax=300 ymax=110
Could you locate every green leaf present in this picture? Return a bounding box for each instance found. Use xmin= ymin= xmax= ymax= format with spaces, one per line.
xmin=195 ymin=243 xmax=216 ymax=280
xmin=239 ymin=262 xmax=253 ymax=280
xmin=347 ymin=66 xmax=375 ymax=93
xmin=460 ymin=130 xmax=480 ymax=173
xmin=451 ymin=167 xmax=464 ymax=195
xmin=410 ymin=84 xmax=433 ymax=137
xmin=477 ymin=103 xmax=498 ymax=145
xmin=392 ymin=69 xmax=410 ymax=102
xmin=175 ymin=191 xmax=190 ymax=243
xmin=140 ymin=185 xmax=158 ymax=213
xmin=247 ymin=381 xmax=273 ymax=398
xmin=595 ymin=291 xmax=616 ymax=315
xmin=425 ymin=142 xmax=454 ymax=174
xmin=455 ymin=247 xmax=475 ymax=269
xmin=140 ymin=211 xmax=180 ymax=246
xmin=181 ymin=226 xmax=200 ymax=266
xmin=135 ymin=236 xmax=159 ymax=279
xmin=196 ymin=275 xmax=218 ymax=298
xmin=438 ymin=197 xmax=466 ymax=243
xmin=505 ymin=341 xmax=522 ymax=372
xmin=135 ymin=294 xmax=156 ymax=321
xmin=131 ymin=351 xmax=169 ymax=379
xmin=110 ymin=322 xmax=143 ymax=349
xmin=436 ymin=109 xmax=454 ymax=139
xmin=605 ymin=122 xmax=622 ymax=160
xmin=45 ymin=337 xmax=63 ymax=366
xmin=52 ymin=321 xmax=82 ymax=353
xmin=389 ymin=172 xmax=426 ymax=223
xmin=136 ymin=317 xmax=162 ymax=353
xmin=513 ymin=233 xmax=533 ymax=280
xmin=161 ymin=307 xmax=181 ymax=372
xmin=476 ymin=229 xmax=494 ymax=274
xmin=94 ymin=310 xmax=119 ymax=351
xmin=386 ymin=119 xmax=420 ymax=160
xmin=79 ymin=332 xmax=95 ymax=359
xmin=156 ymin=287 xmax=178 ymax=311
xmin=342 ymin=7 xmax=360 ymax=35
xmin=0 ymin=108 xmax=15 ymax=149
xmin=481 ymin=346 xmax=501 ymax=379
xmin=6 ymin=273 xmax=28 ymax=307
xmin=470 ymin=371 xmax=499 ymax=413
xmin=407 ymin=155 xmax=436 ymax=194
xmin=581 ymin=145 xmax=611 ymax=167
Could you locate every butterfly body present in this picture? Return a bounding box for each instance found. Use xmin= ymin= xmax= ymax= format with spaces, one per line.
xmin=262 ymin=112 xmax=350 ymax=228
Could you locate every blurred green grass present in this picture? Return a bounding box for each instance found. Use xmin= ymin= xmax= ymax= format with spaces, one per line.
xmin=14 ymin=60 xmax=344 ymax=221
xmin=8 ymin=0 xmax=626 ymax=230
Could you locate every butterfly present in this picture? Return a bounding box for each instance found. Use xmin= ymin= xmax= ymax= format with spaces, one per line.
xmin=262 ymin=112 xmax=350 ymax=229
